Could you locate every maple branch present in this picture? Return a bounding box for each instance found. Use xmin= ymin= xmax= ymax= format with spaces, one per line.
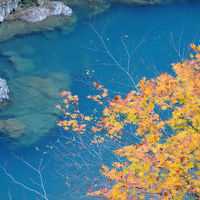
xmin=98 ymin=96 xmax=141 ymax=143
xmin=186 ymin=120 xmax=200 ymax=133
xmin=182 ymin=177 xmax=200 ymax=199
xmin=106 ymin=110 xmax=141 ymax=143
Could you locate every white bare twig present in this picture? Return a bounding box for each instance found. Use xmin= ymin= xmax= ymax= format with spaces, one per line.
xmin=90 ymin=24 xmax=139 ymax=92
xmin=8 ymin=189 xmax=12 ymax=200
xmin=169 ymin=30 xmax=189 ymax=61
xmin=0 ymin=156 xmax=49 ymax=200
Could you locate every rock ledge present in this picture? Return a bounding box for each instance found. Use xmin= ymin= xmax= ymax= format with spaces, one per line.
xmin=0 ymin=0 xmax=21 ymax=22
xmin=0 ymin=78 xmax=9 ymax=103
xmin=9 ymin=1 xmax=72 ymax=23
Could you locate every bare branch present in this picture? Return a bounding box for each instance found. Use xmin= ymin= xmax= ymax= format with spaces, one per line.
xmin=0 ymin=157 xmax=49 ymax=200
xmin=91 ymin=24 xmax=139 ymax=92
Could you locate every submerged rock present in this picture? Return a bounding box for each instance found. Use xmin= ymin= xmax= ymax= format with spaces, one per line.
xmin=0 ymin=72 xmax=71 ymax=147
xmin=0 ymin=46 xmax=36 ymax=79
xmin=0 ymin=78 xmax=9 ymax=103
xmin=1 ymin=42 xmax=35 ymax=57
xmin=9 ymin=56 xmax=35 ymax=73
xmin=9 ymin=1 xmax=72 ymax=23
xmin=111 ymin=0 xmax=161 ymax=4
xmin=14 ymin=113 xmax=57 ymax=146
xmin=62 ymin=0 xmax=110 ymax=16
xmin=0 ymin=118 xmax=26 ymax=139
xmin=0 ymin=13 xmax=77 ymax=42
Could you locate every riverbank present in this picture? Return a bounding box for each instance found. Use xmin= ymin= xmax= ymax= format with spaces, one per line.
xmin=0 ymin=0 xmax=184 ymax=42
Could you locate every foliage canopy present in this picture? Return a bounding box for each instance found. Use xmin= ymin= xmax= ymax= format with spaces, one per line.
xmin=57 ymin=44 xmax=200 ymax=200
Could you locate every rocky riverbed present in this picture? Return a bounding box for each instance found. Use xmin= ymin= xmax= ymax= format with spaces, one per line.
xmin=0 ymin=41 xmax=71 ymax=148
xmin=0 ymin=73 xmax=71 ymax=147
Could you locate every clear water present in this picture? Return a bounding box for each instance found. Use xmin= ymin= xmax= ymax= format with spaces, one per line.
xmin=1 ymin=1 xmax=200 ymax=199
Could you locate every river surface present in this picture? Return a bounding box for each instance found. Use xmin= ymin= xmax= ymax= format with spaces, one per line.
xmin=0 ymin=1 xmax=200 ymax=199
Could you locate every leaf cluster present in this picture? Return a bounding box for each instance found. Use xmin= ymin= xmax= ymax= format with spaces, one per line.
xmin=57 ymin=44 xmax=200 ymax=200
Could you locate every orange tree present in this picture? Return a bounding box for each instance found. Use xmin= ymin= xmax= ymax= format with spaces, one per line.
xmin=56 ymin=44 xmax=200 ymax=200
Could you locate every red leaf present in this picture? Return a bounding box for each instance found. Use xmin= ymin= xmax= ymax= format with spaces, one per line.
xmin=87 ymin=186 xmax=92 ymax=192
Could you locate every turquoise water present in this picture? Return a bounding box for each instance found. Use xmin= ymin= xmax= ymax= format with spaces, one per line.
xmin=1 ymin=1 xmax=200 ymax=199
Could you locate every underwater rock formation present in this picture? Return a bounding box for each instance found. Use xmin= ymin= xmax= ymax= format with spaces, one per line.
xmin=112 ymin=0 xmax=161 ymax=4
xmin=0 ymin=118 xmax=26 ymax=139
xmin=0 ymin=44 xmax=36 ymax=80
xmin=59 ymin=0 xmax=174 ymax=15
xmin=0 ymin=13 xmax=77 ymax=42
xmin=0 ymin=78 xmax=9 ymax=103
xmin=0 ymin=72 xmax=71 ymax=147
xmin=9 ymin=56 xmax=35 ymax=72
xmin=0 ymin=44 xmax=71 ymax=147
xmin=8 ymin=1 xmax=72 ymax=23
xmin=62 ymin=0 xmax=110 ymax=16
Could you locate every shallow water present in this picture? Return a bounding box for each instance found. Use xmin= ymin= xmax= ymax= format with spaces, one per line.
xmin=0 ymin=1 xmax=200 ymax=199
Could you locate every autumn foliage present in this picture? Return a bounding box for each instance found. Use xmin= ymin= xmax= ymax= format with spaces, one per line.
xmin=57 ymin=44 xmax=200 ymax=200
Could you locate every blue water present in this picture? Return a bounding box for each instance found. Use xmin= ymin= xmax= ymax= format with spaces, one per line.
xmin=1 ymin=2 xmax=200 ymax=199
